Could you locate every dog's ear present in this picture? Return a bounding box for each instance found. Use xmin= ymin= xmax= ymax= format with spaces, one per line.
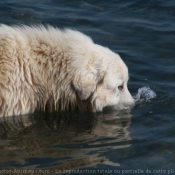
xmin=72 ymin=68 xmax=104 ymax=100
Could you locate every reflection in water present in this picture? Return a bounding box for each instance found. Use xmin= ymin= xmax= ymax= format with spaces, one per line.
xmin=0 ymin=110 xmax=131 ymax=170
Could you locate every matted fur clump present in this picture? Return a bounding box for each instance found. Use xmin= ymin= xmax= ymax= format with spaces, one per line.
xmin=0 ymin=24 xmax=134 ymax=117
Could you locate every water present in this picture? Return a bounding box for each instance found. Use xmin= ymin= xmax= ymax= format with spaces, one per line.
xmin=0 ymin=0 xmax=175 ymax=174
xmin=134 ymin=86 xmax=157 ymax=103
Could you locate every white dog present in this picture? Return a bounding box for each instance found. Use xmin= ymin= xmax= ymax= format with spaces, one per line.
xmin=0 ymin=24 xmax=134 ymax=117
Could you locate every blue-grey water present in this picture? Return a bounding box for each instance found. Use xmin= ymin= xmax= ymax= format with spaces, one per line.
xmin=0 ymin=0 xmax=175 ymax=174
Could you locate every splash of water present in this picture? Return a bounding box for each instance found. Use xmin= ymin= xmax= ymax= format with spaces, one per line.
xmin=133 ymin=86 xmax=157 ymax=103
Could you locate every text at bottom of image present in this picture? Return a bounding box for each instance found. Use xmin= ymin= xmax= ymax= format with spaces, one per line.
xmin=0 ymin=169 xmax=175 ymax=174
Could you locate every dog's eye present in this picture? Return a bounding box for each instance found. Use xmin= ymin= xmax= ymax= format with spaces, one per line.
xmin=118 ymin=85 xmax=123 ymax=91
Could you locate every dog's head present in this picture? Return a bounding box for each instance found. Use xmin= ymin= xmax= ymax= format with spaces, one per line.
xmin=72 ymin=43 xmax=135 ymax=112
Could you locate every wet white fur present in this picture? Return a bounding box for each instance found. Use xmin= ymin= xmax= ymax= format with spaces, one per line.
xmin=0 ymin=24 xmax=134 ymax=117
